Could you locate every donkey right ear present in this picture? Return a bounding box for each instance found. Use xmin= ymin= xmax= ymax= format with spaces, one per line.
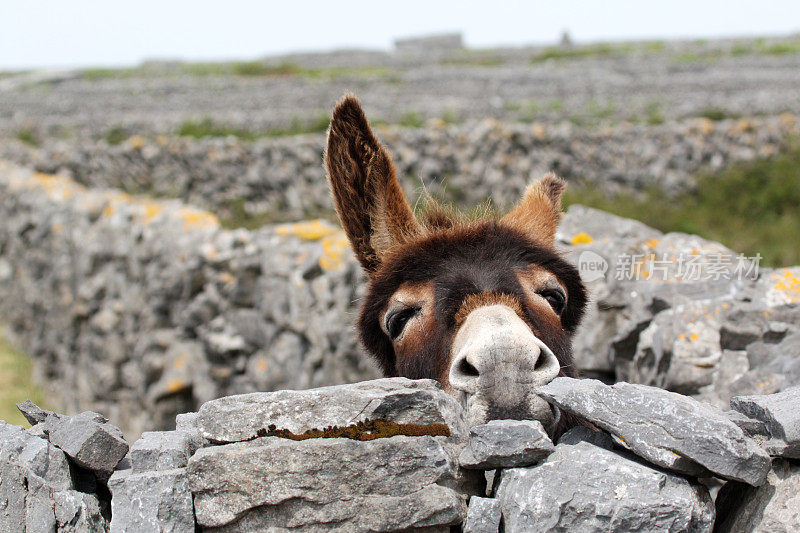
xmin=325 ymin=95 xmax=421 ymax=275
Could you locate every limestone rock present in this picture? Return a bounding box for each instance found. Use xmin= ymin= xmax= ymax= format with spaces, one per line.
xmin=731 ymin=386 xmax=800 ymax=458
xmin=109 ymin=466 xmax=194 ymax=533
xmin=188 ymin=435 xmax=472 ymax=531
xmin=496 ymin=441 xmax=714 ymax=532
xmin=129 ymin=429 xmax=204 ymax=473
xmin=716 ymin=459 xmax=800 ymax=532
xmin=463 ymin=496 xmax=501 ymax=533
xmin=459 ymin=420 xmax=554 ymax=469
xmin=537 ymin=377 xmax=771 ymax=485
xmin=41 ymin=411 xmax=129 ymax=476
xmin=194 ymin=377 xmax=468 ymax=443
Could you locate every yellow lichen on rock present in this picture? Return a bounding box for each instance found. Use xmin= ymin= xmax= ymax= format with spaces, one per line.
xmin=319 ymin=232 xmax=351 ymax=271
xmin=571 ymin=232 xmax=594 ymax=245
xmin=179 ymin=208 xmax=219 ymax=231
xmin=275 ymin=219 xmax=338 ymax=241
xmin=770 ymin=269 xmax=800 ymax=304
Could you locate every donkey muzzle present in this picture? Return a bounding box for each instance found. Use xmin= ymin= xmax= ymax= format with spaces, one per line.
xmin=448 ymin=304 xmax=560 ymax=430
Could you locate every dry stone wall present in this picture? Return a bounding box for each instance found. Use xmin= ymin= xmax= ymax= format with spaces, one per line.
xmin=3 ymin=378 xmax=800 ymax=531
xmin=2 ymin=161 xmax=800 ymax=440
xmin=1 ymin=113 xmax=797 ymax=222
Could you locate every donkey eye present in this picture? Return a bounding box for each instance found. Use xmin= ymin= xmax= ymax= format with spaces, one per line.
xmin=539 ymin=289 xmax=566 ymax=315
xmin=385 ymin=307 xmax=419 ymax=340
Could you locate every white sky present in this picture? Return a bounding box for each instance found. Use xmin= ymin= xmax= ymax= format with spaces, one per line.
xmin=2 ymin=0 xmax=799 ymax=70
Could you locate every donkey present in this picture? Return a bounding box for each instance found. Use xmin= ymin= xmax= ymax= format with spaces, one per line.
xmin=324 ymin=95 xmax=587 ymax=436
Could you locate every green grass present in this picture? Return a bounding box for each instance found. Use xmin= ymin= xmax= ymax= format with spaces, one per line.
xmin=0 ymin=330 xmax=50 ymax=426
xmin=177 ymin=113 xmax=331 ymax=140
xmin=644 ymin=101 xmax=665 ymax=125
xmin=104 ymin=126 xmax=128 ymax=145
xmin=563 ymin=143 xmax=800 ymax=267
xmin=398 ymin=111 xmax=424 ymax=128
xmin=699 ymin=108 xmax=738 ymax=122
xmin=531 ymin=42 xmax=638 ymax=64
xmin=15 ymin=128 xmax=40 ymax=147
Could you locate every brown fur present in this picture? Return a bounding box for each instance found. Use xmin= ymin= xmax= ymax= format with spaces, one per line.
xmin=325 ymin=95 xmax=587 ymax=434
xmin=324 ymin=94 xmax=421 ymax=274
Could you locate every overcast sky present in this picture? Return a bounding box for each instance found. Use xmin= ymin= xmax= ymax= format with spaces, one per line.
xmin=3 ymin=0 xmax=798 ymax=70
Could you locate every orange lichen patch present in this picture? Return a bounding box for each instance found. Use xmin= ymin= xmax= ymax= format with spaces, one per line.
xmin=730 ymin=118 xmax=753 ymax=135
xmin=643 ymin=238 xmax=661 ymax=249
xmin=319 ymin=233 xmax=351 ymax=271
xmin=690 ymin=333 xmax=700 ymax=342
xmin=693 ymin=118 xmax=715 ymax=135
xmin=275 ymin=219 xmax=338 ymax=241
xmin=51 ymin=223 xmax=63 ymax=235
xmin=179 ymin=208 xmax=219 ymax=231
xmin=779 ymin=112 xmax=796 ymax=130
xmin=679 ymin=333 xmax=686 ymax=339
xmin=140 ymin=201 xmax=163 ymax=224
xmin=166 ymin=379 xmax=188 ymax=393
xmin=570 ymin=232 xmax=593 ymax=245
xmin=218 ymin=272 xmax=235 ymax=284
xmin=531 ymin=123 xmax=546 ymax=139
xmin=247 ymin=418 xmax=450 ymax=443
xmin=771 ymin=269 xmax=800 ymax=304
xmin=129 ymin=135 xmax=144 ymax=150
xmin=173 ymin=352 xmax=188 ymax=370
xmin=155 ymin=135 xmax=169 ymax=146
xmin=256 ymin=359 xmax=268 ymax=372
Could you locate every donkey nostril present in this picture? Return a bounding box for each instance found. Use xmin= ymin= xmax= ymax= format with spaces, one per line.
xmin=458 ymin=358 xmax=480 ymax=378
xmin=534 ymin=353 xmax=548 ymax=371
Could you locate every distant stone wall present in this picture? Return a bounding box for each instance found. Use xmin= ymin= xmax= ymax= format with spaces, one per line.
xmin=1 ymin=114 xmax=796 ymax=223
xmin=0 ymin=162 xmax=379 ymax=439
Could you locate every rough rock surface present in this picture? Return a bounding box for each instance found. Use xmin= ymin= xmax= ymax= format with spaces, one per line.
xmin=187 ymin=377 xmax=478 ymax=531
xmin=194 ymin=377 xmax=468 ymax=443
xmin=0 ymin=420 xmax=109 ymax=532
xmin=108 ymin=466 xmax=194 ymax=533
xmin=459 ymin=419 xmax=554 ymax=469
xmin=537 ymin=377 xmax=771 ymax=485
xmin=37 ymin=411 xmax=129 ymax=476
xmin=495 ymin=440 xmax=715 ymax=532
xmin=716 ymin=460 xmax=800 ymax=533
xmin=463 ymin=496 xmax=502 ymax=533
xmin=731 ymin=386 xmax=800 ymax=458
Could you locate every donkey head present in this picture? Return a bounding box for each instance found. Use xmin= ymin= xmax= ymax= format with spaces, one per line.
xmin=325 ymin=95 xmax=587 ymax=434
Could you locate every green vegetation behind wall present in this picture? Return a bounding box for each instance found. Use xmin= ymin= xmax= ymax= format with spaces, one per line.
xmin=564 ymin=144 xmax=800 ymax=267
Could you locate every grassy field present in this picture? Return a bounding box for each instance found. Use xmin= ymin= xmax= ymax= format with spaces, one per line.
xmin=0 ymin=329 xmax=50 ymax=426
xmin=563 ymin=144 xmax=800 ymax=267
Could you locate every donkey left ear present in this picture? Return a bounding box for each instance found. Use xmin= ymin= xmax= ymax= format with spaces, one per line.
xmin=325 ymin=95 xmax=421 ymax=275
xmin=501 ymin=173 xmax=565 ymax=245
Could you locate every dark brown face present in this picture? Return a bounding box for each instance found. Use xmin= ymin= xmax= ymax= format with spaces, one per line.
xmin=358 ymin=222 xmax=586 ymax=429
xmin=324 ymin=94 xmax=587 ymax=431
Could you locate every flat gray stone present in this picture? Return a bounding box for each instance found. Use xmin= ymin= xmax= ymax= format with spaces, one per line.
xmin=496 ymin=441 xmax=715 ymax=532
xmin=188 ymin=435 xmax=475 ymax=531
xmin=15 ymin=399 xmax=51 ymax=426
xmin=195 ymin=377 xmax=467 ymax=444
xmin=463 ymin=496 xmax=501 ymax=533
xmin=109 ymin=466 xmax=194 ymax=533
xmin=731 ymin=386 xmax=800 ymax=458
xmin=723 ymin=409 xmax=769 ymax=437
xmin=129 ymin=429 xmax=204 ymax=473
xmin=459 ymin=420 xmax=554 ymax=469
xmin=43 ymin=412 xmax=129 ymax=475
xmin=557 ymin=425 xmax=615 ymax=449
xmin=536 ymin=377 xmax=771 ymax=485
xmin=715 ymin=459 xmax=800 ymax=532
